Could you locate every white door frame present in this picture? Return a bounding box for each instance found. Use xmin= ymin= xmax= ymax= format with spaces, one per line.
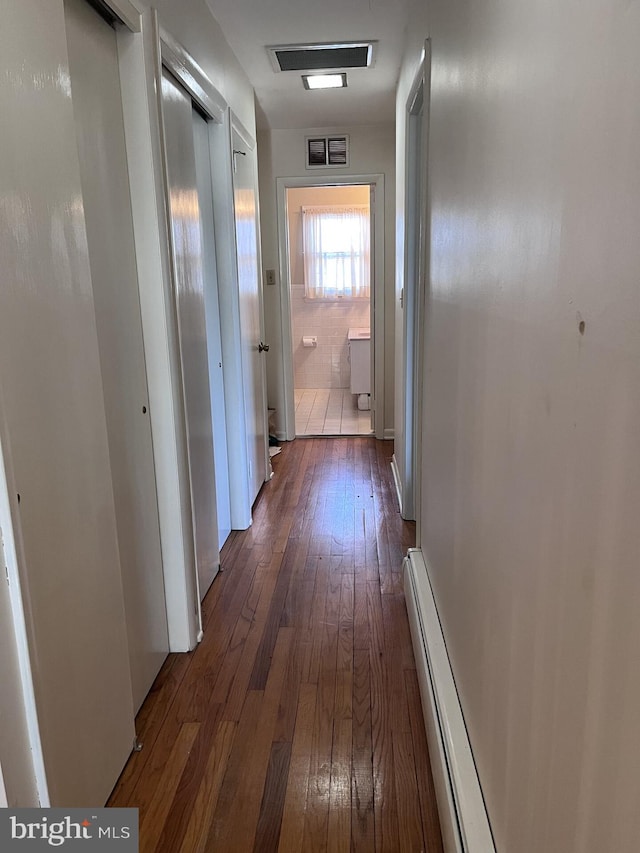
xmin=114 ymin=9 xmax=204 ymax=650
xmin=276 ymin=173 xmax=386 ymax=441
xmin=400 ymin=42 xmax=431 ymax=530
xmin=107 ymin=5 xmax=245 ymax=648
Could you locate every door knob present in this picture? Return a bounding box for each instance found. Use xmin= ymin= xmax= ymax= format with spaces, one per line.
xmin=258 ymin=342 xmax=270 ymax=353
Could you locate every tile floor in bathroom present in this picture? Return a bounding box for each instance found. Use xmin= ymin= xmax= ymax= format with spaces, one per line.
xmin=294 ymin=388 xmax=372 ymax=436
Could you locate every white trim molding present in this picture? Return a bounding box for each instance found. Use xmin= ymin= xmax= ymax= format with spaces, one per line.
xmin=159 ymin=28 xmax=227 ymax=123
xmin=390 ymin=453 xmax=403 ymax=514
xmin=404 ymin=548 xmax=496 ymax=853
xmin=230 ymin=110 xmax=256 ymax=152
xmin=112 ymin=0 xmax=140 ymax=31
xmin=96 ymin=0 xmax=141 ymax=33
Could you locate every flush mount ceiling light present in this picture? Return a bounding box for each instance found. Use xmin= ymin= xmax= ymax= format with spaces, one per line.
xmin=302 ymin=73 xmax=347 ymax=90
xmin=267 ymin=41 xmax=377 ymax=74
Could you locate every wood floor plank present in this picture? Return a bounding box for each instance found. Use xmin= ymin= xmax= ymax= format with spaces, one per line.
xmin=177 ymin=720 xmax=237 ymax=853
xmin=303 ymin=557 xmax=330 ymax=685
xmin=139 ymin=722 xmax=200 ymax=853
xmin=351 ymin=647 xmax=375 ymax=851
xmin=155 ymin=705 xmax=225 ymax=851
xmin=249 ymin=538 xmax=307 ymax=690
xmin=203 ymin=690 xmax=264 ymax=850
xmin=109 ymin=438 xmax=442 ymax=853
xmin=353 ymin=580 xmax=370 ymax=652
xmin=278 ymin=683 xmax=318 ymax=853
xmin=302 ymin=572 xmax=341 ymax=851
xmin=405 ymin=670 xmax=445 ymax=852
xmin=335 ymin=574 xmax=354 ymax=720
xmin=171 ymin=547 xmax=265 ymax=724
xmin=393 ymin=729 xmax=427 ymax=852
xmin=368 ymin=582 xmax=400 ymax=852
xmin=222 ymin=552 xmax=284 ymax=722
xmin=208 ymin=628 xmax=294 ymax=851
xmin=381 ymin=594 xmax=413 ymax=736
xmin=328 ymin=716 xmax=353 ymax=853
xmin=253 ymin=740 xmax=293 ymax=853
xmin=273 ymin=630 xmax=305 ymax=743
xmin=208 ymin=560 xmax=268 ymax=706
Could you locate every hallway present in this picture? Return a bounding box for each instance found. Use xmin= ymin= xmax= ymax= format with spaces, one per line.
xmin=108 ymin=438 xmax=443 ymax=852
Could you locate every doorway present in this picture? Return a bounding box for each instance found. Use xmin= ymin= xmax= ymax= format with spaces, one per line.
xmin=287 ymin=185 xmax=372 ymax=436
xmin=277 ymin=174 xmax=386 ymax=440
xmin=231 ymin=122 xmax=269 ymax=500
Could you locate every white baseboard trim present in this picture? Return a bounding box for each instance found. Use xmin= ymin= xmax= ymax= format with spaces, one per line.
xmin=404 ymin=548 xmax=495 ymax=853
xmin=390 ymin=454 xmax=403 ymax=515
xmin=383 ymin=427 xmax=395 ymax=440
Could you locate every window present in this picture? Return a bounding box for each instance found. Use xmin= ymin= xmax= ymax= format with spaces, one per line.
xmin=302 ymin=204 xmax=370 ymax=300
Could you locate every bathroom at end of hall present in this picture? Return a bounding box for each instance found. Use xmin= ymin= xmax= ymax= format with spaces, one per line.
xmin=288 ymin=184 xmax=373 ymax=437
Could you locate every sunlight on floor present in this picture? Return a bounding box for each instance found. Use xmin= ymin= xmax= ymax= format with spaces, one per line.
xmin=294 ymin=388 xmax=372 ymax=436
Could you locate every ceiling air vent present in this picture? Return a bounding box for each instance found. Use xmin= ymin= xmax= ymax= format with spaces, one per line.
xmin=306 ymin=135 xmax=349 ymax=169
xmin=267 ymin=42 xmax=377 ymax=74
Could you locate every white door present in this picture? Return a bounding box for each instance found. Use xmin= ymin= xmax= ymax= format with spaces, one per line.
xmin=65 ymin=0 xmax=169 ymax=712
xmin=231 ymin=128 xmax=268 ymax=503
xmin=402 ymin=43 xmax=431 ymax=528
xmin=193 ymin=113 xmax=232 ymax=550
xmin=161 ymin=69 xmax=220 ymax=600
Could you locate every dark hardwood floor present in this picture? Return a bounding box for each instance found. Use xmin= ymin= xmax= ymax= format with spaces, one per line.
xmin=109 ymin=437 xmax=443 ymax=852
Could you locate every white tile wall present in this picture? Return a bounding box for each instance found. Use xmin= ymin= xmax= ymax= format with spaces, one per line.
xmin=291 ymin=284 xmax=370 ymax=389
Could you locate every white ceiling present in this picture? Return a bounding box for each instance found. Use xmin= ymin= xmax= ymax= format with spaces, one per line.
xmin=205 ymin=0 xmax=409 ymax=129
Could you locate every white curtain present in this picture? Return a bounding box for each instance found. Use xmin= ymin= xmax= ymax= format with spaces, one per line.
xmin=302 ymin=204 xmax=370 ymax=299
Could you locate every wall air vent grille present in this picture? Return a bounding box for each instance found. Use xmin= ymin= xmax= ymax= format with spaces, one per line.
xmin=328 ymin=137 xmax=348 ymax=165
xmin=267 ymin=42 xmax=376 ymax=73
xmin=306 ymin=135 xmax=349 ymax=169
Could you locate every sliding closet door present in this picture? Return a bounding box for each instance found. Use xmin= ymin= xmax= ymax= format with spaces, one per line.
xmin=65 ymin=0 xmax=168 ymax=713
xmin=193 ymin=111 xmax=232 ymax=550
xmin=161 ymin=69 xmax=219 ymax=600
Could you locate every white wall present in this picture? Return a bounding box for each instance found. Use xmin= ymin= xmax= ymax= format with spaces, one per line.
xmin=399 ymin=0 xmax=640 ymax=849
xmin=257 ymin=124 xmax=395 ymax=436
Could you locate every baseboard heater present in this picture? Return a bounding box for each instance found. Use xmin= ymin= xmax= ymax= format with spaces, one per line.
xmin=403 ymin=548 xmax=496 ymax=853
